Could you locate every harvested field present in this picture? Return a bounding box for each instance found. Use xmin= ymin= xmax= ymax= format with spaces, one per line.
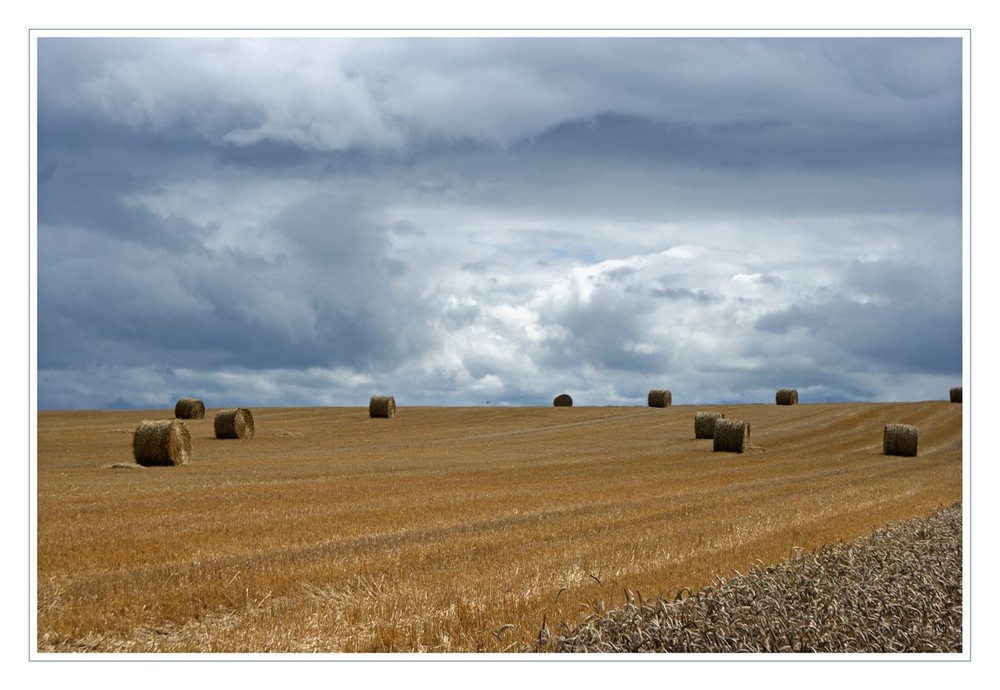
xmin=35 ymin=402 xmax=963 ymax=654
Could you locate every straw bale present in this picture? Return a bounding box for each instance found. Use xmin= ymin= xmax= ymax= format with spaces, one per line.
xmin=133 ymin=419 xmax=191 ymax=466
xmin=883 ymin=424 xmax=918 ymax=457
xmin=369 ymin=395 xmax=397 ymax=418
xmin=713 ymin=418 xmax=750 ymax=453
xmin=553 ymin=394 xmax=573 ymax=407
xmin=775 ymin=389 xmax=799 ymax=405
xmin=174 ymin=397 xmax=205 ymax=419
xmin=214 ymin=408 xmax=255 ymax=439
xmin=695 ymin=411 xmax=724 ymax=439
xmin=648 ymin=389 xmax=672 ymax=408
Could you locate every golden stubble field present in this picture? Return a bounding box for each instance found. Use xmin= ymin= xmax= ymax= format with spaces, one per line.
xmin=35 ymin=401 xmax=963 ymax=653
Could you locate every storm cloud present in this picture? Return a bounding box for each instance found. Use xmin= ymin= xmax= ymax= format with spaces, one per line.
xmin=35 ymin=35 xmax=963 ymax=409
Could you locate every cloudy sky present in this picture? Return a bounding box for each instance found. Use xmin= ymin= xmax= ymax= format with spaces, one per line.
xmin=34 ymin=34 xmax=964 ymax=410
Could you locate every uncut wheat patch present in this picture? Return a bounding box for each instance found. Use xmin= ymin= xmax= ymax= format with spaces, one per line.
xmin=534 ymin=501 xmax=963 ymax=653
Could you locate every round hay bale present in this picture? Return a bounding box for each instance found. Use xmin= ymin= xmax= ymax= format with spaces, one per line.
xmin=950 ymin=387 xmax=962 ymax=403
xmin=133 ymin=419 xmax=191 ymax=466
xmin=647 ymin=389 xmax=672 ymax=408
xmin=553 ymin=394 xmax=573 ymax=407
xmin=694 ymin=411 xmax=724 ymax=439
xmin=713 ymin=418 xmax=750 ymax=453
xmin=174 ymin=397 xmax=205 ymax=419
xmin=214 ymin=408 xmax=255 ymax=439
xmin=775 ymin=389 xmax=799 ymax=405
xmin=883 ymin=423 xmax=918 ymax=457
xmin=369 ymin=395 xmax=396 ymax=418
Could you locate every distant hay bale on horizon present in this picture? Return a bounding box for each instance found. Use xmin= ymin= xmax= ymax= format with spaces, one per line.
xmin=553 ymin=394 xmax=573 ymax=407
xmin=174 ymin=398 xmax=205 ymax=419
xmin=369 ymin=395 xmax=396 ymax=418
xmin=713 ymin=418 xmax=750 ymax=453
xmin=775 ymin=389 xmax=799 ymax=405
xmin=214 ymin=408 xmax=255 ymax=439
xmin=883 ymin=423 xmax=918 ymax=457
xmin=950 ymin=387 xmax=962 ymax=403
xmin=133 ymin=419 xmax=191 ymax=467
xmin=647 ymin=389 xmax=672 ymax=408
xmin=695 ymin=411 xmax=724 ymax=439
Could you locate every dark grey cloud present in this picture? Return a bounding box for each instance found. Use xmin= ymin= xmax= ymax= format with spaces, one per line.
xmin=37 ymin=192 xmax=437 ymax=385
xmin=524 ymin=112 xmax=960 ymax=173
xmin=34 ymin=34 xmax=964 ymax=409
xmin=754 ymin=258 xmax=961 ymax=376
xmin=755 ymin=299 xmax=961 ymax=373
xmin=648 ymin=286 xmax=714 ymax=303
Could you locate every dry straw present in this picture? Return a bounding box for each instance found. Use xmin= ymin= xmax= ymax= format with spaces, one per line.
xmin=369 ymin=395 xmax=396 ymax=418
xmin=950 ymin=387 xmax=962 ymax=403
xmin=133 ymin=419 xmax=191 ymax=466
xmin=215 ymin=408 xmax=255 ymax=439
xmin=775 ymin=389 xmax=799 ymax=405
xmin=713 ymin=419 xmax=750 ymax=453
xmin=553 ymin=394 xmax=573 ymax=407
xmin=883 ymin=424 xmax=918 ymax=457
xmin=648 ymin=389 xmax=672 ymax=408
xmin=695 ymin=411 xmax=724 ymax=439
xmin=174 ymin=397 xmax=205 ymax=419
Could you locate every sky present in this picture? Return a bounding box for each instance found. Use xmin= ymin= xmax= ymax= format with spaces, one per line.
xmin=34 ymin=34 xmax=965 ymax=410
